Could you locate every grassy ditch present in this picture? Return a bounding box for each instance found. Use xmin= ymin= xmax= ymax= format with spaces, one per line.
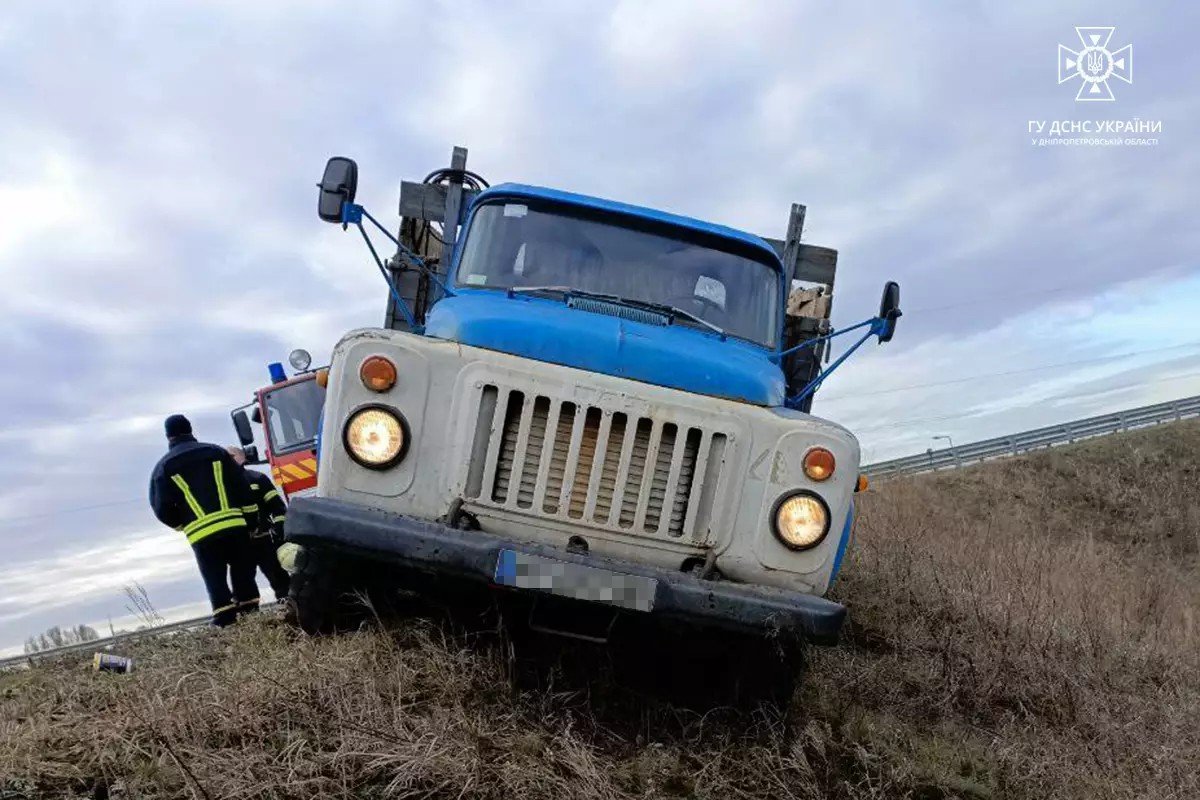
xmin=3 ymin=421 xmax=1198 ymax=798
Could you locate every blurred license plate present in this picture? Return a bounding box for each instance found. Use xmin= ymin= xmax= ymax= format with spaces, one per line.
xmin=493 ymin=549 xmax=657 ymax=612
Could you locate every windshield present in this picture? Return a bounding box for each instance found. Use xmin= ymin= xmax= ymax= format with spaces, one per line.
xmin=263 ymin=378 xmax=324 ymax=454
xmin=456 ymin=200 xmax=781 ymax=347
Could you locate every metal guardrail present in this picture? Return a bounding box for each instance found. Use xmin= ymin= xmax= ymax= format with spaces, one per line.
xmin=0 ymin=614 xmax=211 ymax=670
xmin=0 ymin=604 xmax=279 ymax=671
xmin=863 ymin=394 xmax=1200 ymax=478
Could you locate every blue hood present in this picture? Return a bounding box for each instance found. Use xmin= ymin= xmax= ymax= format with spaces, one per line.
xmin=424 ymin=291 xmax=785 ymax=406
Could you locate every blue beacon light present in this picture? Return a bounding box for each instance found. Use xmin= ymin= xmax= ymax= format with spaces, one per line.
xmin=268 ymin=362 xmax=287 ymax=383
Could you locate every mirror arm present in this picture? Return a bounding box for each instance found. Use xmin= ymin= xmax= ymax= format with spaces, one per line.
xmin=869 ymin=314 xmax=895 ymax=339
xmin=352 ymin=213 xmax=421 ymax=331
xmin=343 ymin=201 xmax=456 ymax=300
xmin=786 ymin=326 xmax=877 ymax=408
xmin=772 ymin=317 xmax=873 ymax=363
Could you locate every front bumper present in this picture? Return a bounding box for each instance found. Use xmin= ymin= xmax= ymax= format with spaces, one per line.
xmin=286 ymin=497 xmax=847 ymax=644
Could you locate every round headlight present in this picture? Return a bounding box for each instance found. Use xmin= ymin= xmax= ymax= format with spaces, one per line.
xmin=343 ymin=406 xmax=408 ymax=469
xmin=772 ymin=492 xmax=830 ymax=550
xmin=288 ymin=348 xmax=312 ymax=372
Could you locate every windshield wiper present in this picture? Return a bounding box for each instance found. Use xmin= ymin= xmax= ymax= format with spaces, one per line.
xmin=505 ymin=286 xmax=726 ymax=339
xmin=505 ymin=285 xmax=574 ymax=297
xmin=603 ymin=295 xmax=726 ymax=339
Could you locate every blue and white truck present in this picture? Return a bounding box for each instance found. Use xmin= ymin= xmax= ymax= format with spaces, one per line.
xmin=285 ymin=147 xmax=900 ymax=655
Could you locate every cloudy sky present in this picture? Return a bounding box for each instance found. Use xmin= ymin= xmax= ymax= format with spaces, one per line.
xmin=1 ymin=1 xmax=1197 ymax=652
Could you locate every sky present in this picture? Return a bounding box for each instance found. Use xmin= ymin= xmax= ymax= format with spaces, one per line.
xmin=1 ymin=1 xmax=1198 ymax=652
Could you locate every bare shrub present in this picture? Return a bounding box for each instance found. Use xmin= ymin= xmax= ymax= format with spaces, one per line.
xmin=123 ymin=582 xmax=164 ymax=629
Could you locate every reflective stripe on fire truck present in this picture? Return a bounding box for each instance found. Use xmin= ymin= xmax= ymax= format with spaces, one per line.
xmin=272 ymin=457 xmax=317 ymax=487
xmin=170 ymin=462 xmax=249 ymax=546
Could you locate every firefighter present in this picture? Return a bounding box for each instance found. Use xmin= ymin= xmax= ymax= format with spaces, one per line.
xmin=226 ymin=446 xmax=291 ymax=601
xmin=149 ymin=414 xmax=260 ymax=626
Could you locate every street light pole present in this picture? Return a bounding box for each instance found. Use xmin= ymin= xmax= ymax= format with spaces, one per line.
xmin=932 ymin=435 xmax=960 ymax=468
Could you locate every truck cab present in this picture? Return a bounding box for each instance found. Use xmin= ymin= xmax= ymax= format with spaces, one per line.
xmin=230 ymin=351 xmax=326 ymax=500
xmin=286 ymin=148 xmax=900 ymax=649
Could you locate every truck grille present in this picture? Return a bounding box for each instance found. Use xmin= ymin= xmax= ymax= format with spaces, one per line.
xmin=464 ymin=385 xmax=728 ymax=542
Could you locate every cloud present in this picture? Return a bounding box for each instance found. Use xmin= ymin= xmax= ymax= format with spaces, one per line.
xmin=0 ymin=529 xmax=196 ymax=628
xmin=822 ymin=273 xmax=1200 ymax=460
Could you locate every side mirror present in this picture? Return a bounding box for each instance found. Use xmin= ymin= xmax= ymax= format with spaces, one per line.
xmin=877 ymin=281 xmax=902 ymax=343
xmin=232 ymin=409 xmax=255 ymax=447
xmin=317 ymin=156 xmax=358 ymax=223
xmin=242 ymin=445 xmax=266 ymax=466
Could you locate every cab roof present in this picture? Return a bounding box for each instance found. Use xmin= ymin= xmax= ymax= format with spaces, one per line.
xmin=471 ymin=183 xmax=783 ymax=268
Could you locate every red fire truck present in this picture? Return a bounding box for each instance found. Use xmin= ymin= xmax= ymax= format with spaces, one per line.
xmin=231 ymin=349 xmax=327 ymax=500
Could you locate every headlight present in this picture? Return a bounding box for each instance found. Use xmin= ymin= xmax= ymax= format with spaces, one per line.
xmin=289 ymin=348 xmax=312 ymax=372
xmin=772 ymin=492 xmax=830 ymax=550
xmin=343 ymin=405 xmax=409 ymax=469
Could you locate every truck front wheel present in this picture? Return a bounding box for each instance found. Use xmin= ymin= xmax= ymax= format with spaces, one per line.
xmin=286 ymin=545 xmax=350 ymax=634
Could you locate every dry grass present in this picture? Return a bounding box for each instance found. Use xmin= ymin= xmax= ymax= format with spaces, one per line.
xmin=3 ymin=421 xmax=1199 ymax=799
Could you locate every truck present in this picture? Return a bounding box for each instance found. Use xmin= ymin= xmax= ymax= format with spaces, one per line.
xmin=229 ymin=350 xmax=326 ymax=500
xmin=285 ymin=146 xmax=900 ymax=667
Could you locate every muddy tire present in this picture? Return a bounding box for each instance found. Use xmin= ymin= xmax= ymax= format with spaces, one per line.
xmin=287 ymin=546 xmax=349 ymax=634
xmin=287 ymin=547 xmax=419 ymax=633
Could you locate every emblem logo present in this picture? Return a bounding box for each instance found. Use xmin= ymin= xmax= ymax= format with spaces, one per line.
xmin=1058 ymin=27 xmax=1132 ymax=102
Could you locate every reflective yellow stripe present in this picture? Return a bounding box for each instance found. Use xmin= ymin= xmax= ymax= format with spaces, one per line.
xmin=301 ymin=458 xmax=317 ymax=471
xmin=241 ymin=505 xmax=258 ymax=514
xmin=170 ymin=475 xmax=204 ymax=518
xmin=213 ymin=460 xmax=229 ymax=510
xmin=263 ymin=490 xmax=279 ymax=502
xmin=184 ymin=514 xmax=241 ymax=536
xmin=282 ymin=464 xmax=309 ymax=480
xmin=270 ymin=514 xmax=287 ymax=523
xmin=186 ymin=516 xmax=247 ymax=545
xmin=249 ymin=483 xmax=260 ymax=490
xmin=182 ymin=509 xmax=242 ymax=535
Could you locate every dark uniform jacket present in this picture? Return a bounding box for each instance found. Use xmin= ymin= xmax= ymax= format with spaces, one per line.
xmin=244 ymin=467 xmax=287 ymax=540
xmin=149 ymin=436 xmax=258 ymax=545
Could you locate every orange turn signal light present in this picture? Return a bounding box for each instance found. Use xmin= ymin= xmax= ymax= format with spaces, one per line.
xmin=315 ymin=368 xmax=329 ymax=388
xmin=802 ymin=447 xmax=835 ymax=481
xmin=359 ymin=356 xmax=397 ymax=392
xmin=856 ymin=474 xmax=869 ymax=493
